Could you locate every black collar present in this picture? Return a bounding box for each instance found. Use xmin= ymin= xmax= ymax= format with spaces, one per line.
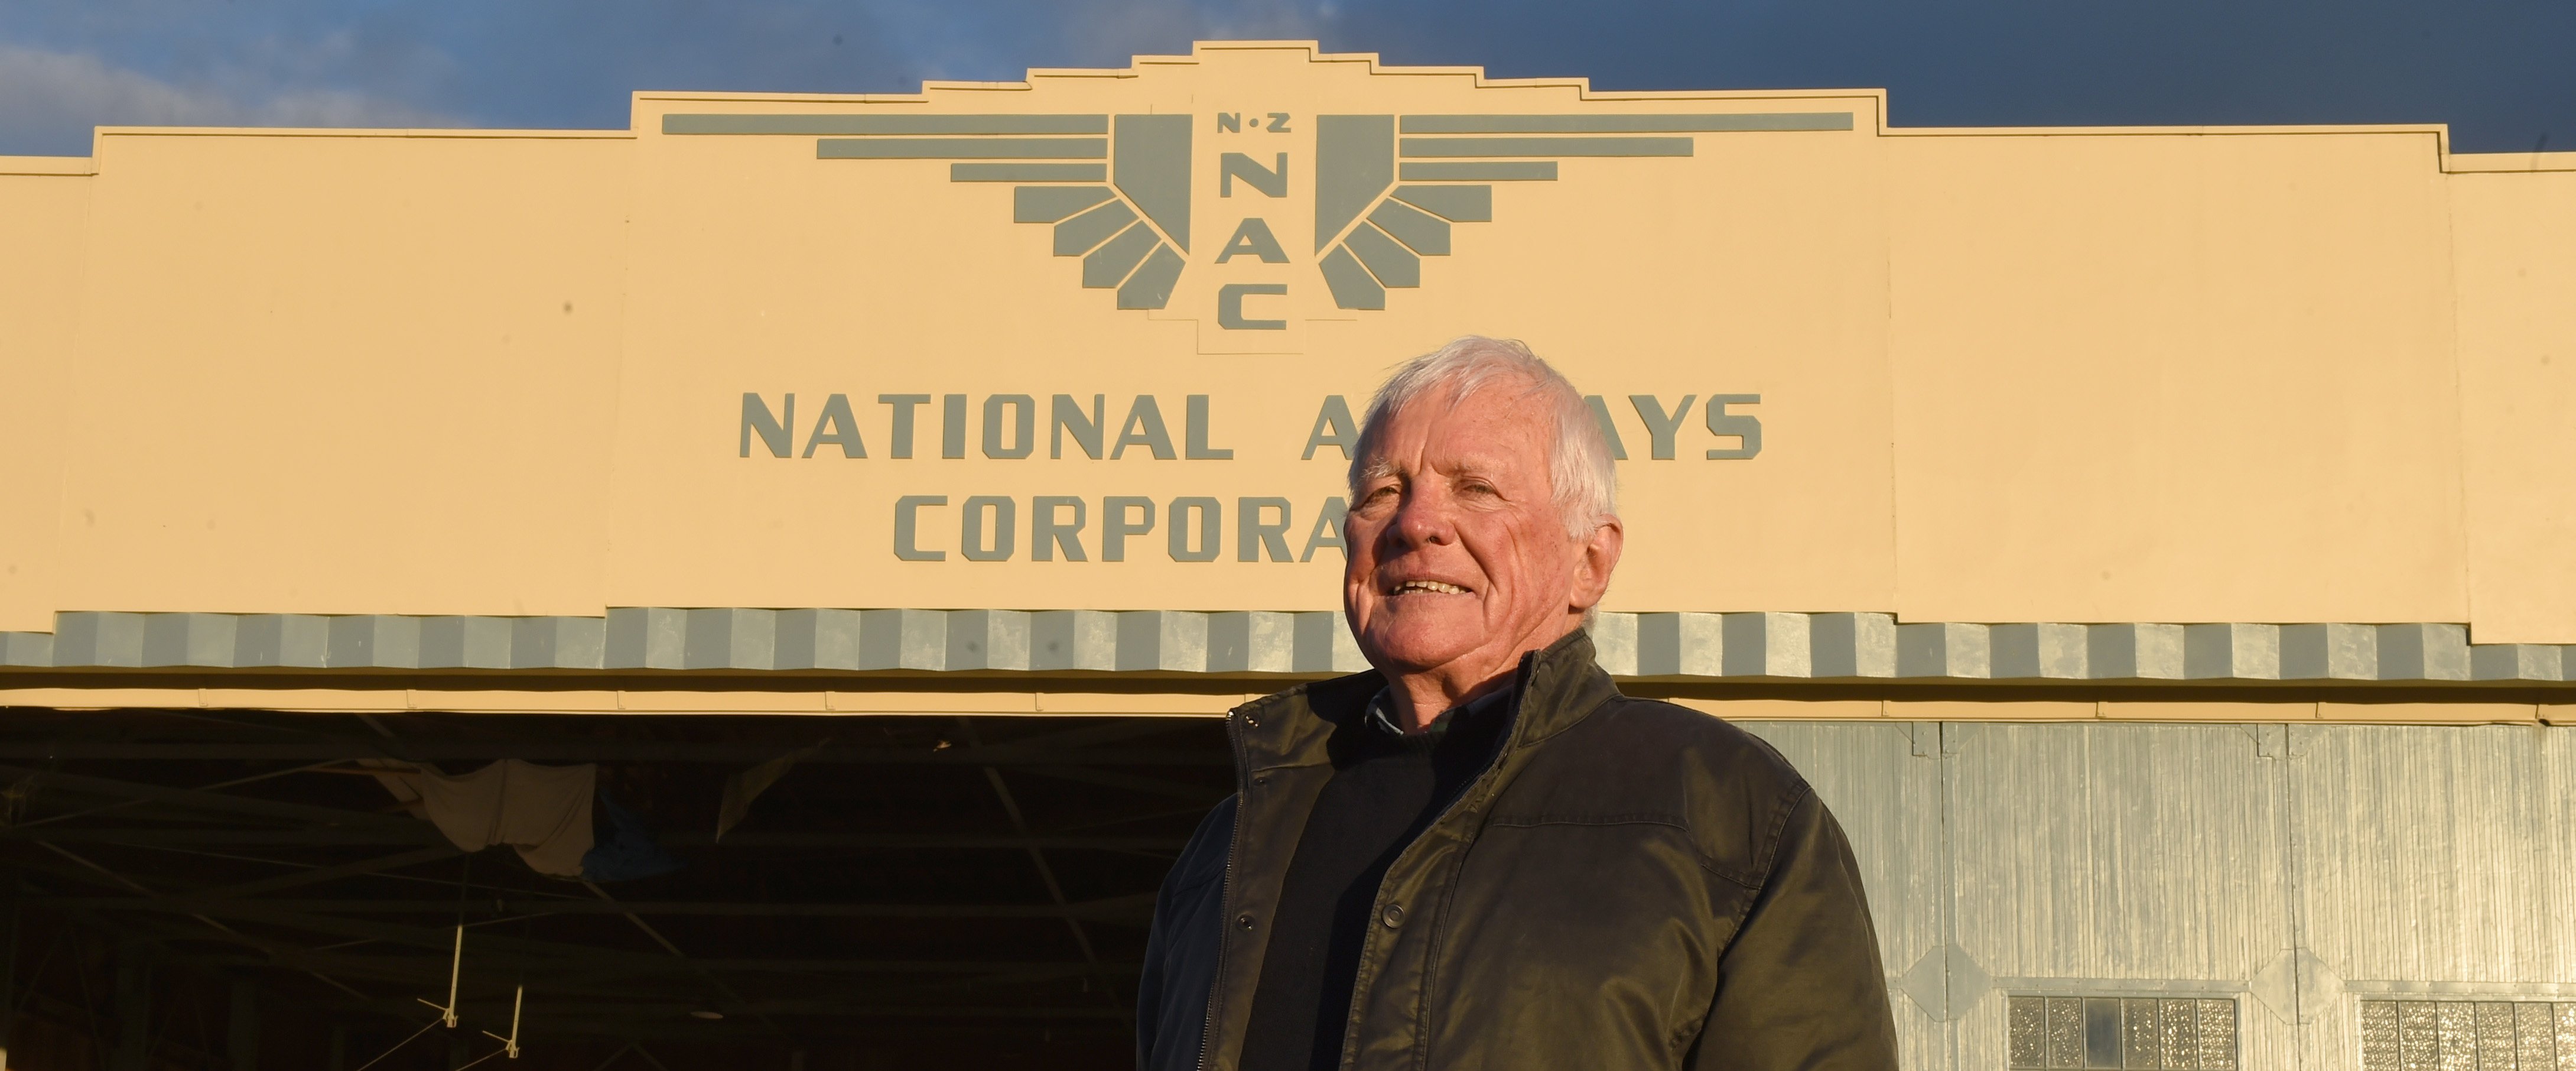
xmin=1362 ymin=683 xmax=1516 ymax=742
xmin=1231 ymin=628 xmax=1619 ymax=777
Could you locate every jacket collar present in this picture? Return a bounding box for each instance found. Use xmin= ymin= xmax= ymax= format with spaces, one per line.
xmin=1232 ymin=627 xmax=1616 ymax=773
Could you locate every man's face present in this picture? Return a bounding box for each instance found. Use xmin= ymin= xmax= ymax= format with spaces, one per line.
xmin=1343 ymin=382 xmax=1620 ymax=687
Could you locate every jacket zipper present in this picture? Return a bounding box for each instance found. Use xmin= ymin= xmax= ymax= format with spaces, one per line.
xmin=1336 ymin=657 xmax=1544 ymax=1071
xmin=1196 ymin=707 xmax=1253 ymax=1071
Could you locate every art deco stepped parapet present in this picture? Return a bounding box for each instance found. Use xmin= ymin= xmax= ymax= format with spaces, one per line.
xmin=5 ymin=611 xmax=2571 ymax=683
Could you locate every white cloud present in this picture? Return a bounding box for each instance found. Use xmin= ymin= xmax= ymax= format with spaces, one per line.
xmin=0 ymin=43 xmax=460 ymax=155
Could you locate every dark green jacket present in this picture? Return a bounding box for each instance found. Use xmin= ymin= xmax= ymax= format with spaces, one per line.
xmin=1137 ymin=631 xmax=1898 ymax=1071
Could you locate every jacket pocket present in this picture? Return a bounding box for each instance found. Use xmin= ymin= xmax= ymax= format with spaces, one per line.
xmin=1420 ymin=820 xmax=1739 ymax=1070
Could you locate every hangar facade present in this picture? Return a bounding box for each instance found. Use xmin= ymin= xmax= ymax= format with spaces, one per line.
xmin=1 ymin=41 xmax=2572 ymax=1071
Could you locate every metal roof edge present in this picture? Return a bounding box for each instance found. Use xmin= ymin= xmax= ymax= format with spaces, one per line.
xmin=4 ymin=610 xmax=2567 ymax=686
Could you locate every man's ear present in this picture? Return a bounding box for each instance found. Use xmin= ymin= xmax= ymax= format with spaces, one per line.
xmin=1568 ymin=517 xmax=1624 ymax=612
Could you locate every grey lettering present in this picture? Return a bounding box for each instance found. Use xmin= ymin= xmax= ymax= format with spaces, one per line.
xmin=1113 ymin=396 xmax=1177 ymax=459
xmin=1185 ymin=395 xmax=1233 ymax=460
xmin=1238 ymin=497 xmax=1292 ymax=562
xmin=1169 ymin=496 xmax=1221 ymax=562
xmin=941 ymin=394 xmax=967 ymax=459
xmin=802 ymin=393 xmax=866 ymax=458
xmin=1050 ymin=394 xmax=1105 ymax=459
xmin=1218 ymin=283 xmax=1289 ymax=330
xmin=1102 ymin=496 xmax=1155 ymax=562
xmin=1032 ymin=496 xmax=1088 ymax=561
xmin=1628 ymin=394 xmax=1697 ymax=460
xmin=1216 ymin=217 xmax=1290 ymax=263
xmin=1584 ymin=395 xmax=1629 ymax=460
xmin=1303 ymin=396 xmax=1359 ymax=460
xmin=879 ymin=394 xmax=929 ymax=459
xmin=1217 ymin=112 xmax=1241 ymax=134
xmin=1300 ymin=496 xmax=1348 ymax=562
xmin=740 ymin=392 xmax=793 ymax=458
xmin=894 ymin=495 xmax=946 ymax=561
xmin=961 ymin=496 xmax=1016 ymax=561
xmin=1705 ymin=394 xmax=1762 ymax=459
xmin=1219 ymin=152 xmax=1288 ymax=198
xmin=983 ymin=394 xmax=1035 ymax=459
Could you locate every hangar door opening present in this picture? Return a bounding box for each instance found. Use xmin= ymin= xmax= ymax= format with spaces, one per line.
xmin=0 ymin=709 xmax=1232 ymax=1070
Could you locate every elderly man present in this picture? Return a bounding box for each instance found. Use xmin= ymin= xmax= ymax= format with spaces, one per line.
xmin=1138 ymin=337 xmax=1897 ymax=1071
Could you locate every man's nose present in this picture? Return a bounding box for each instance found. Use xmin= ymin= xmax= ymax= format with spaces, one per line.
xmin=1390 ymin=489 xmax=1455 ymax=547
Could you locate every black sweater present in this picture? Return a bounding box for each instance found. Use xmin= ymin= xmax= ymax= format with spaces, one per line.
xmin=1238 ymin=689 xmax=1511 ymax=1071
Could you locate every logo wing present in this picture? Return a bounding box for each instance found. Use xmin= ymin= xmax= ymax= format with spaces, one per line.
xmin=665 ymin=112 xmax=1192 ymax=310
xmin=1310 ymin=112 xmax=1850 ymax=310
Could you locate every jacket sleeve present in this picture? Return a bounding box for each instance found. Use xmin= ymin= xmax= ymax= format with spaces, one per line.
xmin=1689 ymin=787 xmax=1900 ymax=1071
xmin=1137 ymin=795 xmax=1235 ymax=1071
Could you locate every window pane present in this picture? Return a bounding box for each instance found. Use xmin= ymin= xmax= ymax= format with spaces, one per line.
xmin=2086 ymin=998 xmax=2124 ymax=1069
xmin=2360 ymin=999 xmax=2572 ymax=1071
xmin=2048 ymin=997 xmax=2086 ymax=1070
xmin=2010 ymin=997 xmax=2048 ymax=1069
xmin=2122 ymin=998 xmax=2162 ymax=1070
xmin=2003 ymin=994 xmax=2238 ymax=1070
xmin=2361 ymin=999 xmax=2401 ymax=1071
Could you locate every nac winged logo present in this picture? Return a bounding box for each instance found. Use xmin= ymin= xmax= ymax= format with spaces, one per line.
xmin=662 ymin=109 xmax=1849 ymax=322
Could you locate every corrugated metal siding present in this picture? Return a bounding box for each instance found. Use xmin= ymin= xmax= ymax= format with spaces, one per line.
xmin=1736 ymin=721 xmax=2576 ymax=1071
xmin=2292 ymin=725 xmax=2576 ymax=1071
xmin=1742 ymin=722 xmax=1951 ymax=1071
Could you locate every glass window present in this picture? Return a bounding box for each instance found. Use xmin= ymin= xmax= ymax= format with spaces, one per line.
xmin=2357 ymin=999 xmax=2576 ymax=1071
xmin=2008 ymin=995 xmax=2237 ymax=1070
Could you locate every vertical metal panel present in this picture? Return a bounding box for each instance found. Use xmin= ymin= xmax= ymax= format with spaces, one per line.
xmin=2289 ymin=725 xmax=2576 ymax=1071
xmin=1715 ymin=719 xmax=2576 ymax=1071
xmin=1942 ymin=723 xmax=2290 ymax=1071
xmin=1738 ymin=721 xmax=1949 ymax=1070
xmin=2291 ymin=725 xmax=2576 ymax=986
xmin=1946 ymin=723 xmax=2289 ymax=980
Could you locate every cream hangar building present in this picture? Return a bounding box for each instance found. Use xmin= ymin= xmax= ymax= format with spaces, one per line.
xmin=1 ymin=40 xmax=2573 ymax=1071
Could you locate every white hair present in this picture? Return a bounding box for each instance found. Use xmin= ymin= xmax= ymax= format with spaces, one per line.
xmin=1348 ymin=335 xmax=1619 ymax=539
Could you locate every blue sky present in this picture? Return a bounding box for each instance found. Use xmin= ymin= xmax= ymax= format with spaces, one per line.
xmin=2 ymin=0 xmax=2569 ymax=157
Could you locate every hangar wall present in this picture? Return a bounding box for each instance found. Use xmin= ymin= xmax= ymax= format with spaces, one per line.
xmin=2450 ymin=163 xmax=2576 ymax=645
xmin=0 ymin=43 xmax=2571 ymax=1071
xmin=1757 ymin=719 xmax=2576 ymax=1071
xmin=0 ymin=43 xmax=2572 ymax=664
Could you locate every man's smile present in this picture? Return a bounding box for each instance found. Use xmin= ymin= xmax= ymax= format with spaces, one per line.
xmin=1387 ymin=579 xmax=1476 ymax=596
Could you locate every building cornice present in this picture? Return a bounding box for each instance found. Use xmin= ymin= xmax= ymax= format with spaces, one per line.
xmin=2 ymin=609 xmax=2567 ymax=685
